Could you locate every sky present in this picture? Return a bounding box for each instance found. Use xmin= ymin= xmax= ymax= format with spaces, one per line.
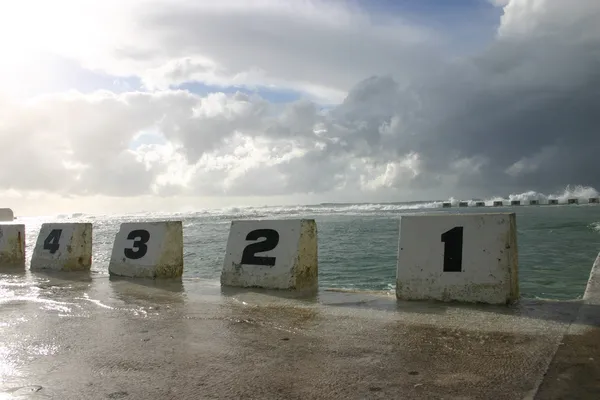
xmin=0 ymin=0 xmax=599 ymax=216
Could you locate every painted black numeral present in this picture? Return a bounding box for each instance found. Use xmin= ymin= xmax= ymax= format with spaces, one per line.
xmin=240 ymin=229 xmax=280 ymax=266
xmin=43 ymin=229 xmax=62 ymax=254
xmin=441 ymin=226 xmax=463 ymax=272
xmin=124 ymin=229 xmax=150 ymax=259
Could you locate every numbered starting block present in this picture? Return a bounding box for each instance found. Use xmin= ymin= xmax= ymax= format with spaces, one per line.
xmin=31 ymin=223 xmax=92 ymax=271
xmin=221 ymin=219 xmax=318 ymax=290
xmin=0 ymin=208 xmax=14 ymax=222
xmin=108 ymin=221 xmax=183 ymax=279
xmin=396 ymin=213 xmax=519 ymax=304
xmin=0 ymin=223 xmax=25 ymax=268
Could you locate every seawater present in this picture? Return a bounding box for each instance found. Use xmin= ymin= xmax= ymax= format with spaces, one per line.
xmin=15 ymin=199 xmax=600 ymax=301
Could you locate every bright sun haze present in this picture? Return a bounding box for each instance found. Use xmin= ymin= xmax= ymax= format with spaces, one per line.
xmin=0 ymin=0 xmax=599 ymax=216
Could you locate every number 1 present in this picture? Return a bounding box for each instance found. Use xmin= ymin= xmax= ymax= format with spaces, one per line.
xmin=441 ymin=226 xmax=463 ymax=272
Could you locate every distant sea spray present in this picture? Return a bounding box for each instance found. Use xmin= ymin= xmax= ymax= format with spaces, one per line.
xmin=10 ymin=184 xmax=600 ymax=300
xmin=34 ymin=184 xmax=600 ymax=221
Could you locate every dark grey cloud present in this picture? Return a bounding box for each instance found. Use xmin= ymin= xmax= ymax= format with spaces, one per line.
xmin=1 ymin=0 xmax=599 ymax=203
xmin=309 ymin=9 xmax=600 ymax=198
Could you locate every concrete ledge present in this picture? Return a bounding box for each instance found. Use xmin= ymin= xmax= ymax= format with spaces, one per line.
xmin=533 ymin=252 xmax=600 ymax=398
xmin=583 ymin=252 xmax=600 ymax=305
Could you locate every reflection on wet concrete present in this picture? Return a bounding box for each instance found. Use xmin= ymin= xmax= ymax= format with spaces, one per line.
xmin=0 ymin=275 xmax=598 ymax=399
xmin=0 ymin=271 xmax=89 ymax=318
xmin=109 ymin=275 xmax=186 ymax=304
xmin=220 ymin=285 xmax=320 ymax=304
xmin=534 ymin=326 xmax=600 ymax=399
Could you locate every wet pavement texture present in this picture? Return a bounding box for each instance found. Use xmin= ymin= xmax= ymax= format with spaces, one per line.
xmin=534 ymin=326 xmax=600 ymax=400
xmin=0 ymin=273 xmax=598 ymax=400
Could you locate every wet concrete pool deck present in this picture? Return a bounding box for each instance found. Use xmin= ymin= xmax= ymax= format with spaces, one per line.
xmin=1 ymin=256 xmax=599 ymax=399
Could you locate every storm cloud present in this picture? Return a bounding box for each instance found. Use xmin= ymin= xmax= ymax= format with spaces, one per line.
xmin=0 ymin=0 xmax=598 ymax=212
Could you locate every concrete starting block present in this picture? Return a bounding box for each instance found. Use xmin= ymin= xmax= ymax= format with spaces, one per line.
xmin=589 ymin=197 xmax=599 ymax=204
xmin=548 ymin=199 xmax=559 ymax=205
xmin=475 ymin=201 xmax=485 ymax=207
xmin=568 ymin=198 xmax=579 ymax=205
xmin=493 ymin=201 xmax=503 ymax=207
xmin=0 ymin=223 xmax=25 ymax=268
xmin=221 ymin=219 xmax=318 ymax=290
xmin=0 ymin=208 xmax=14 ymax=221
xmin=442 ymin=202 xmax=451 ymax=208
xmin=530 ymin=200 xmax=539 ymax=205
xmin=31 ymin=223 xmax=92 ymax=271
xmin=458 ymin=201 xmax=468 ymax=207
xmin=108 ymin=221 xmax=183 ymax=279
xmin=396 ymin=213 xmax=519 ymax=304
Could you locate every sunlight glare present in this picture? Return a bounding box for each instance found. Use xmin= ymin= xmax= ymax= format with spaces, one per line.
xmin=0 ymin=0 xmax=128 ymax=96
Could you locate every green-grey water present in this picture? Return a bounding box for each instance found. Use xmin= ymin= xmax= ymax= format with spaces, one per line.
xmin=16 ymin=202 xmax=600 ymax=301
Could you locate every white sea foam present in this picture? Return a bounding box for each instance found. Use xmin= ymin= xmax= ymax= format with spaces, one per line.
xmin=20 ymin=184 xmax=600 ymax=221
xmin=203 ymin=184 xmax=600 ymax=216
xmin=504 ymin=185 xmax=599 ymax=204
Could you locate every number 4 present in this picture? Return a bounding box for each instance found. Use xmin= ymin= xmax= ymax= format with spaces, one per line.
xmin=43 ymin=229 xmax=63 ymax=254
xmin=441 ymin=226 xmax=463 ymax=272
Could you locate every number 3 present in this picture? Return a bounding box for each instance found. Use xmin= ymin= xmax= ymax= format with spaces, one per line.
xmin=241 ymin=229 xmax=280 ymax=266
xmin=124 ymin=229 xmax=150 ymax=259
xmin=441 ymin=226 xmax=463 ymax=272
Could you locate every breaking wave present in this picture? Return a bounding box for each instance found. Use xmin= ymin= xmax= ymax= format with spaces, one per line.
xmin=38 ymin=184 xmax=599 ymax=221
xmin=445 ymin=185 xmax=599 ymax=207
xmin=206 ymin=184 xmax=599 ymax=217
xmin=503 ymin=184 xmax=598 ymax=204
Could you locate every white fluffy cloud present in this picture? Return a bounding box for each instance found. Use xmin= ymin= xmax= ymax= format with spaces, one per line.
xmin=0 ymin=0 xmax=443 ymax=103
xmin=0 ymin=0 xmax=599 ymax=214
xmin=0 ymin=89 xmax=412 ymax=198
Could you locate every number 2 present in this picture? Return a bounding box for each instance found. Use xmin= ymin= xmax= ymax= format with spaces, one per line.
xmin=43 ymin=229 xmax=63 ymax=254
xmin=124 ymin=229 xmax=150 ymax=260
xmin=441 ymin=226 xmax=463 ymax=272
xmin=241 ymin=229 xmax=280 ymax=266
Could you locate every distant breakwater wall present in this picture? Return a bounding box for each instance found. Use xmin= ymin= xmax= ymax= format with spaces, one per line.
xmin=442 ymin=197 xmax=599 ymax=208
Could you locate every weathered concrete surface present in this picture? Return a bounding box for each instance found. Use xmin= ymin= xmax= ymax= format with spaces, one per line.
xmin=221 ymin=219 xmax=318 ymax=290
xmin=0 ymin=223 xmax=25 ymax=269
xmin=108 ymin=221 xmax=183 ymax=279
xmin=396 ymin=213 xmax=518 ymax=304
xmin=0 ymin=208 xmax=14 ymax=221
xmin=30 ymin=223 xmax=93 ymax=271
xmin=534 ymin=326 xmax=600 ymax=400
xmin=1 ymin=271 xmax=597 ymax=400
xmin=533 ymin=253 xmax=600 ymax=400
